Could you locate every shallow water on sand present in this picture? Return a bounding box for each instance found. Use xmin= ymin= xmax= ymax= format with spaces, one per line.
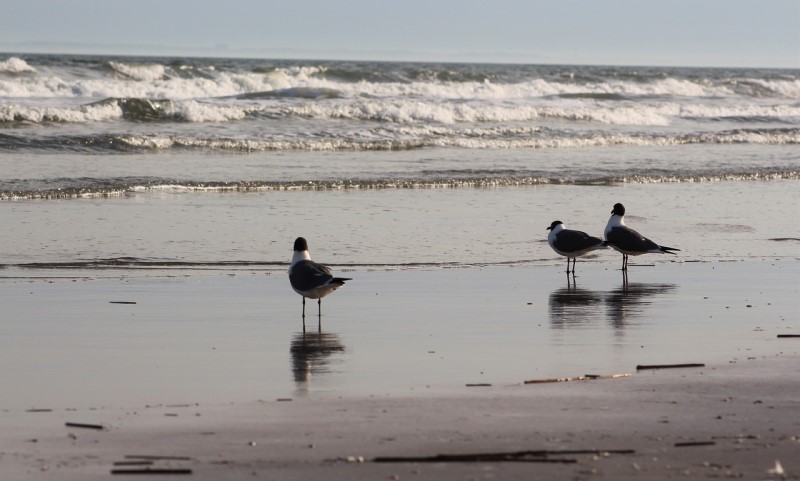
xmin=0 ymin=181 xmax=797 ymax=274
xmin=0 ymin=260 xmax=797 ymax=410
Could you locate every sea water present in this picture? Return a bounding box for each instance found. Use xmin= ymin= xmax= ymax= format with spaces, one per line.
xmin=1 ymin=54 xmax=798 ymax=270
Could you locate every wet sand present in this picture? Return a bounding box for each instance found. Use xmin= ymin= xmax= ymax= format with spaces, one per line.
xmin=1 ymin=261 xmax=799 ymax=480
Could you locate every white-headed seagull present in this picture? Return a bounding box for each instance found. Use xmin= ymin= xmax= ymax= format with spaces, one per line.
xmin=604 ymin=203 xmax=679 ymax=271
xmin=546 ymin=220 xmax=607 ymax=274
xmin=288 ymin=237 xmax=351 ymax=325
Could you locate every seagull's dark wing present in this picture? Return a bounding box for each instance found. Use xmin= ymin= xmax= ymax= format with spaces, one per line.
xmin=606 ymin=226 xmax=660 ymax=253
xmin=289 ymin=260 xmax=334 ymax=291
xmin=556 ymin=229 xmax=604 ymax=253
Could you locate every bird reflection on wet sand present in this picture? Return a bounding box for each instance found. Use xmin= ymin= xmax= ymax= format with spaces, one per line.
xmin=605 ymin=279 xmax=676 ymax=329
xmin=548 ymin=276 xmax=604 ymax=328
xmin=290 ymin=331 xmax=346 ymax=394
xmin=549 ymin=275 xmax=675 ymax=330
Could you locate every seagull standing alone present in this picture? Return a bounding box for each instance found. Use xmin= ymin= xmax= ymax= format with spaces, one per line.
xmin=604 ymin=203 xmax=679 ymax=271
xmin=288 ymin=237 xmax=351 ymax=325
xmin=546 ymin=220 xmax=607 ymax=274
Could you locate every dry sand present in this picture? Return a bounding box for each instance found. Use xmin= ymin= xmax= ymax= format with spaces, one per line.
xmin=3 ymin=354 xmax=799 ymax=480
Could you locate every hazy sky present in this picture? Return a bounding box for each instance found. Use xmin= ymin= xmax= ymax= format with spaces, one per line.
xmin=2 ymin=0 xmax=798 ymax=67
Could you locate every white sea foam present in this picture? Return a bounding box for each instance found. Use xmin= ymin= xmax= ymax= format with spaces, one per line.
xmin=108 ymin=61 xmax=166 ymax=81
xmin=171 ymin=101 xmax=251 ymax=122
xmin=0 ymin=57 xmax=37 ymax=74
xmin=0 ymin=102 xmax=123 ymax=123
xmin=5 ymin=61 xmax=799 ymax=104
xmin=97 ymin=128 xmax=798 ymax=153
xmin=283 ymin=100 xmax=675 ymax=126
xmin=0 ymin=70 xmax=292 ymax=100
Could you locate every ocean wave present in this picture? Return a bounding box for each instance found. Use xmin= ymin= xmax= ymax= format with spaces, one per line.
xmin=0 ymin=100 xmax=123 ymax=123
xmin=0 ymin=68 xmax=291 ymax=99
xmin=236 ymin=87 xmax=343 ymax=100
xmin=0 ymin=97 xmax=255 ymax=124
xmin=4 ymin=94 xmax=798 ymax=128
xmin=0 ymin=57 xmax=37 ymax=74
xmin=107 ymin=61 xmax=166 ymax=81
xmin=1 ymin=171 xmax=797 ymax=200
xmin=2 ymin=127 xmax=797 ymax=153
xmin=2 ymin=56 xmax=799 ymax=102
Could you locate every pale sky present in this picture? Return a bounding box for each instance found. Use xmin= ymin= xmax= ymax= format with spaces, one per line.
xmin=1 ymin=0 xmax=798 ymax=68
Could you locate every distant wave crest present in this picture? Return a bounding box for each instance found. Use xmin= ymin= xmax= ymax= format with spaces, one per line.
xmin=0 ymin=57 xmax=37 ymax=74
xmin=1 ymin=127 xmax=797 ymax=154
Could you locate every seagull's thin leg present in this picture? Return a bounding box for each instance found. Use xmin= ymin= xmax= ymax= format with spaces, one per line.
xmin=318 ymin=299 xmax=322 ymax=331
xmin=301 ymin=297 xmax=306 ymax=331
xmin=565 ymin=258 xmax=570 ymax=274
xmin=571 ymin=258 xmax=576 ymax=276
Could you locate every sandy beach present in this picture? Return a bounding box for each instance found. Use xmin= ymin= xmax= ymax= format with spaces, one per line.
xmin=2 ymin=351 xmax=799 ymax=480
xmin=1 ymin=260 xmax=798 ymax=480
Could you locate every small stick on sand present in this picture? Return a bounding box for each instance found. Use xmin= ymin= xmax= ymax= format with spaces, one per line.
xmin=374 ymin=449 xmax=634 ymax=463
xmin=777 ymin=334 xmax=800 ymax=338
xmin=636 ymin=363 xmax=705 ymax=370
xmin=111 ymin=468 xmax=192 ymax=475
xmin=674 ymin=441 xmax=716 ymax=447
xmin=524 ymin=373 xmax=631 ymax=384
xmin=524 ymin=376 xmax=585 ymax=384
xmin=109 ymin=301 xmax=137 ymax=304
xmin=124 ymin=455 xmax=193 ymax=461
xmin=466 ymin=383 xmax=492 ymax=387
xmin=584 ymin=373 xmax=632 ymax=380
xmin=65 ymin=422 xmax=104 ymax=430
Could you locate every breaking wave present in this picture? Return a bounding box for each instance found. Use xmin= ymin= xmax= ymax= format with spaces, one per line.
xmin=1 ymin=127 xmax=797 ymax=153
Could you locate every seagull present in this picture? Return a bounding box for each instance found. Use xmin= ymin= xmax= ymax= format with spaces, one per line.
xmin=288 ymin=237 xmax=351 ymax=325
xmin=546 ymin=220 xmax=607 ymax=274
xmin=604 ymin=203 xmax=679 ymax=270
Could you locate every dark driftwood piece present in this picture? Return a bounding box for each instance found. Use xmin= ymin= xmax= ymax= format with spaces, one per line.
xmin=777 ymin=334 xmax=800 ymax=338
xmin=524 ymin=376 xmax=585 ymax=384
xmin=674 ymin=441 xmax=716 ymax=447
xmin=636 ymin=363 xmax=705 ymax=370
xmin=124 ymin=455 xmax=193 ymax=461
xmin=373 ymin=449 xmax=634 ymax=463
xmin=524 ymin=373 xmax=631 ymax=384
xmin=65 ymin=422 xmax=104 ymax=430
xmin=111 ymin=468 xmax=192 ymax=475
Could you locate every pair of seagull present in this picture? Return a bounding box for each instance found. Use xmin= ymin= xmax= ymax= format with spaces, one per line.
xmin=289 ymin=202 xmax=680 ymax=320
xmin=547 ymin=203 xmax=679 ymax=273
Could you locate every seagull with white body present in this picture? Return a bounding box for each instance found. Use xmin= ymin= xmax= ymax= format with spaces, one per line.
xmin=604 ymin=203 xmax=679 ymax=271
xmin=546 ymin=220 xmax=607 ymax=274
xmin=288 ymin=237 xmax=351 ymax=327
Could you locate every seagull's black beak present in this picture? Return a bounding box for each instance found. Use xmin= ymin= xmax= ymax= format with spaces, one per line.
xmin=546 ymin=226 xmax=552 ymax=230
